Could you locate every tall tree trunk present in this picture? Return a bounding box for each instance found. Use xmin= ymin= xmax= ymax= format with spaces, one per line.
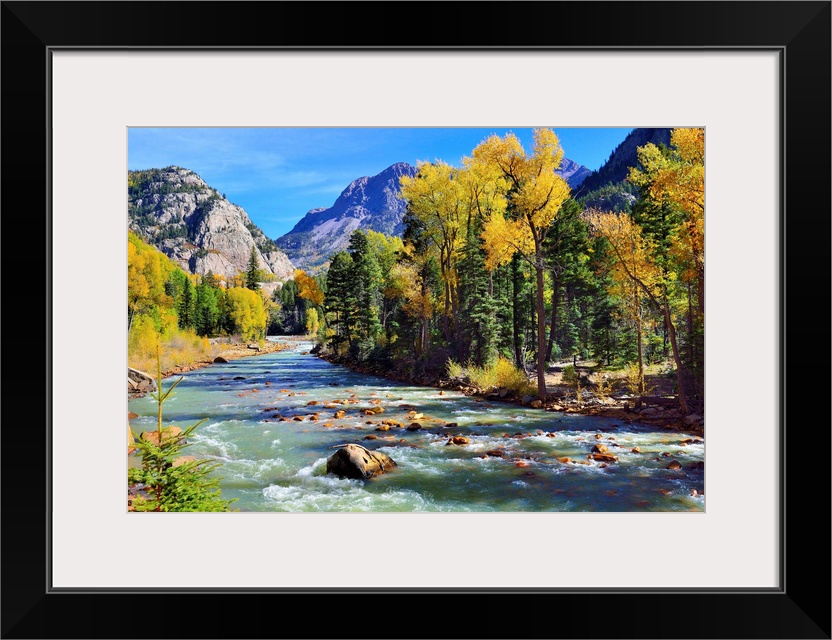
xmin=545 ymin=275 xmax=560 ymax=362
xmin=512 ymin=255 xmax=522 ymax=369
xmin=450 ymin=281 xmax=461 ymax=359
xmin=534 ymin=241 xmax=547 ymax=399
xmin=636 ymin=287 xmax=645 ymax=394
xmin=442 ymin=280 xmax=451 ymax=344
xmin=663 ymin=294 xmax=689 ymax=415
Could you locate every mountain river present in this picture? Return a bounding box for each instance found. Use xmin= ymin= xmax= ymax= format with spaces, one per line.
xmin=128 ymin=339 xmax=705 ymax=512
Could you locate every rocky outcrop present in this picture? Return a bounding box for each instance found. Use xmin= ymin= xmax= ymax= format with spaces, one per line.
xmin=325 ymin=443 xmax=396 ymax=480
xmin=128 ymin=166 xmax=294 ymax=282
xmin=128 ymin=367 xmax=155 ymax=393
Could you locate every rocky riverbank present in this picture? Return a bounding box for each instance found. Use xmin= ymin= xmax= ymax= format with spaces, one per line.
xmin=315 ymin=349 xmax=704 ymax=435
xmin=128 ymin=339 xmax=294 ymax=398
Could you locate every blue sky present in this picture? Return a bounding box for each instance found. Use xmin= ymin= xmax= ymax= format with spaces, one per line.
xmin=128 ymin=127 xmax=633 ymax=240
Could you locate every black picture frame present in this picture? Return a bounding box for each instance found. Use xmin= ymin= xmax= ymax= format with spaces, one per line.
xmin=2 ymin=2 xmax=829 ymax=638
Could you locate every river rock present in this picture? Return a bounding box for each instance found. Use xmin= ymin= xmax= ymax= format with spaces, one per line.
xmin=530 ymin=400 xmax=543 ymax=409
xmin=140 ymin=426 xmax=182 ymax=445
xmin=363 ymin=435 xmax=378 ymax=440
xmin=683 ymin=414 xmax=703 ymax=426
xmin=326 ymin=444 xmax=396 ymax=480
xmin=376 ymin=425 xmax=391 ymax=432
xmin=446 ymin=436 xmax=470 ymax=445
xmin=588 ymin=453 xmax=618 ymax=463
xmin=521 ymin=395 xmax=534 ymax=405
xmin=666 ymin=460 xmax=682 ymax=470
xmin=405 ymin=423 xmax=422 ymax=431
xmin=334 ymin=410 xmax=346 ymax=419
xmin=591 ymin=443 xmax=609 ymax=454
xmin=233 ymin=376 xmax=246 ymax=381
xmin=631 ymin=447 xmax=641 ymax=453
xmin=213 ymin=356 xmax=229 ymax=363
xmin=485 ymin=449 xmax=506 ymax=457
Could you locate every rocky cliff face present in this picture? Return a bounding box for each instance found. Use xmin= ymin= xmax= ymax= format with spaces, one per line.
xmin=275 ymin=162 xmax=417 ymax=272
xmin=128 ymin=166 xmax=294 ymax=281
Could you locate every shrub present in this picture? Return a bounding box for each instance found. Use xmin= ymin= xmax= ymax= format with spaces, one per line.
xmin=446 ymin=359 xmax=465 ymax=380
xmin=129 ymin=323 xmax=217 ymax=373
xmin=446 ymin=357 xmax=534 ymax=396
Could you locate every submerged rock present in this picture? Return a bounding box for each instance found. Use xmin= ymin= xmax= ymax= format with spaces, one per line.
xmin=591 ymin=443 xmax=609 ymax=454
xmin=326 ymin=443 xmax=396 ymax=480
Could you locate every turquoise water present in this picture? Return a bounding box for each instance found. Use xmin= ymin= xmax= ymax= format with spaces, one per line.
xmin=128 ymin=339 xmax=705 ymax=512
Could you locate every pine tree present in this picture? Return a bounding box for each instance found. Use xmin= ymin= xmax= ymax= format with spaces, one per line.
xmin=245 ymin=245 xmax=262 ymax=291
xmin=128 ymin=346 xmax=236 ymax=512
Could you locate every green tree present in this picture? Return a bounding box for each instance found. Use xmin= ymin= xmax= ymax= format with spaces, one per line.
xmin=194 ymin=280 xmax=221 ymax=336
xmin=128 ymin=347 xmax=235 ymax=512
xmin=348 ymin=230 xmax=383 ymax=344
xmin=324 ymin=251 xmax=357 ymax=352
xmin=245 ymin=245 xmax=262 ymax=291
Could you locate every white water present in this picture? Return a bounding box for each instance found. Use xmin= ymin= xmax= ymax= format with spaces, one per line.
xmin=128 ymin=339 xmax=704 ymax=512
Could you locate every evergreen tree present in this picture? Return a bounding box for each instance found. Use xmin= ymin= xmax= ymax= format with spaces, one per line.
xmin=245 ymin=245 xmax=262 ymax=291
xmin=128 ymin=347 xmax=235 ymax=512
xmin=177 ymin=276 xmax=196 ymax=329
xmin=458 ymin=222 xmax=497 ymax=366
xmin=348 ymin=230 xmax=383 ymax=345
xmin=324 ymin=251 xmax=357 ymax=352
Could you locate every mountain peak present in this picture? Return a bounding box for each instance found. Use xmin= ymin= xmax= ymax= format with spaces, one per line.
xmin=276 ymin=162 xmax=418 ymax=272
xmin=128 ymin=167 xmax=294 ymax=281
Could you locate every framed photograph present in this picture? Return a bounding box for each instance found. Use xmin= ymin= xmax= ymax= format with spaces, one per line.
xmin=3 ymin=1 xmax=829 ymax=638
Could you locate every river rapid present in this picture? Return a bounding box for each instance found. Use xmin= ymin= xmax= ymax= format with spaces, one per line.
xmin=128 ymin=339 xmax=705 ymax=512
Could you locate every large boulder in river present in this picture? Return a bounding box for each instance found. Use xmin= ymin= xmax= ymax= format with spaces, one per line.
xmin=326 ymin=444 xmax=397 ymax=480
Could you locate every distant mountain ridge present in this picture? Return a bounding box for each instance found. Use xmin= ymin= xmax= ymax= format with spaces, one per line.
xmin=128 ymin=166 xmax=294 ymax=282
xmin=275 ymin=162 xmax=418 ymax=272
xmin=573 ymin=128 xmax=673 ymax=197
xmin=276 ymin=155 xmax=591 ymax=272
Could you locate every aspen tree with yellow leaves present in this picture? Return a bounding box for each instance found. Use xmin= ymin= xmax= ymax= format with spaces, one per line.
xmin=399 ymin=162 xmax=466 ymax=345
xmin=471 ymin=129 xmax=572 ymax=399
